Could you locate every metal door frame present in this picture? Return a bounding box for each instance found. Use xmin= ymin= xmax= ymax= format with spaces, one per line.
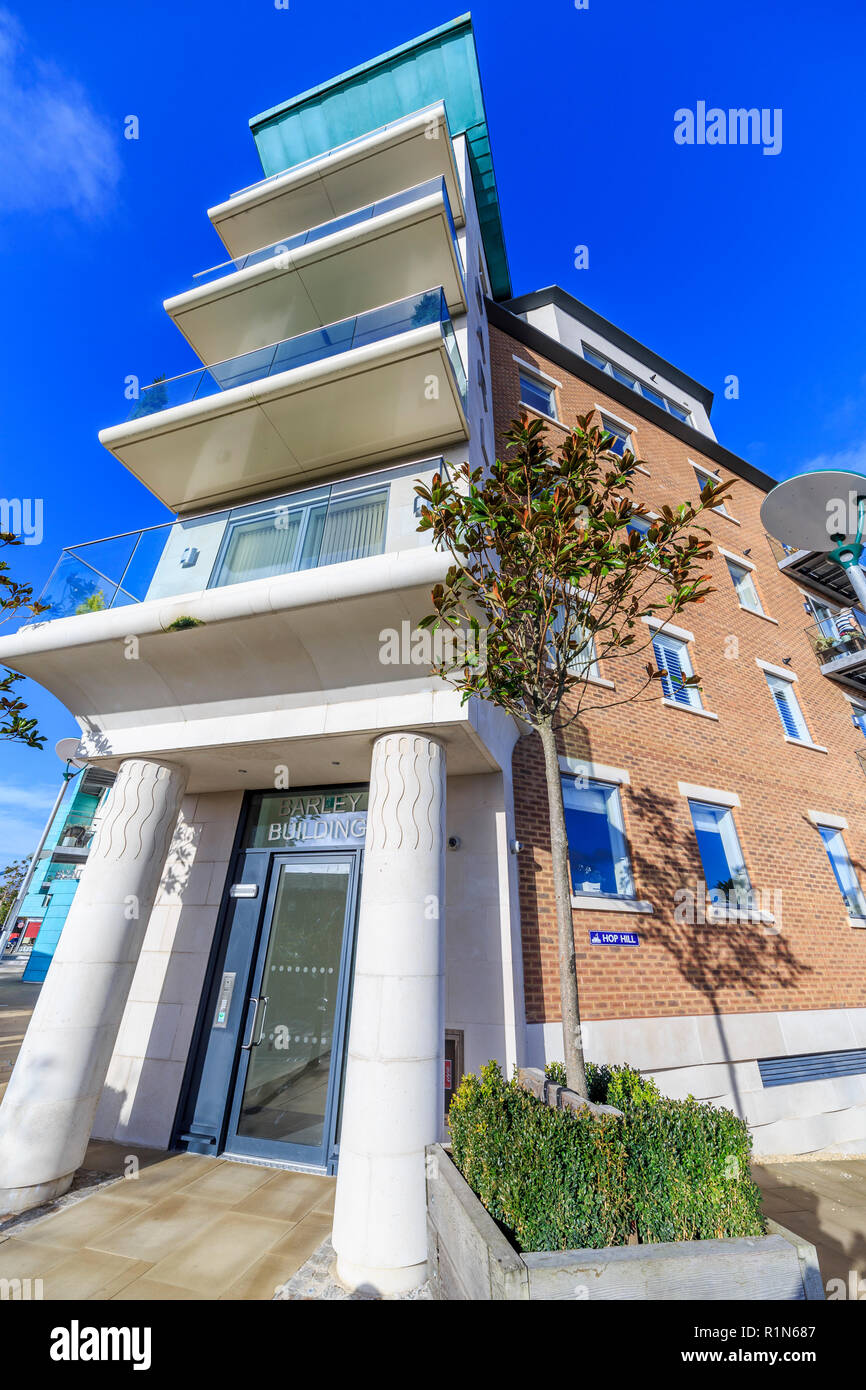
xmin=220 ymin=848 xmax=361 ymax=1171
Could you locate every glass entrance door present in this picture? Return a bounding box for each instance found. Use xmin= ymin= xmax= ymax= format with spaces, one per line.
xmin=223 ymin=852 xmax=359 ymax=1168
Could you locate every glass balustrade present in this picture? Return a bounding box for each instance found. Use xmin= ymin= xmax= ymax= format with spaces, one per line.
xmin=229 ymin=104 xmax=446 ymax=199
xmin=127 ymin=287 xmax=465 ymax=420
xmin=191 ymin=177 xmax=461 ymax=288
xmin=30 ymin=461 xmax=442 ymax=624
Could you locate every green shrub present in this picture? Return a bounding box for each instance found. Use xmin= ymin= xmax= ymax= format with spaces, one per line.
xmin=449 ymin=1060 xmax=765 ymax=1253
xmin=545 ymin=1059 xmax=661 ymax=1108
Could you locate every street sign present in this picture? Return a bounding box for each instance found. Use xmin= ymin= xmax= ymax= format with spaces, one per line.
xmin=589 ymin=930 xmax=640 ymax=947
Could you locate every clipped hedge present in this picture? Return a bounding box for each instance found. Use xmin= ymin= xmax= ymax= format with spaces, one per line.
xmin=448 ymin=1061 xmax=765 ymax=1253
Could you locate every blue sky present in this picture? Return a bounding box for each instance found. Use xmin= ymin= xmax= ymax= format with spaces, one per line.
xmin=0 ymin=0 xmax=864 ymax=858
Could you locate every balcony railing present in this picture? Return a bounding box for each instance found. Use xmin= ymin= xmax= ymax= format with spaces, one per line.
xmin=30 ymin=460 xmax=442 ymax=623
xmin=805 ymin=612 xmax=866 ymax=669
xmin=230 ymin=103 xmax=445 ymax=199
xmin=191 ymin=177 xmax=461 ymax=289
xmin=127 ymin=288 xmax=466 ymax=421
xmin=765 ymin=533 xmax=801 ymax=564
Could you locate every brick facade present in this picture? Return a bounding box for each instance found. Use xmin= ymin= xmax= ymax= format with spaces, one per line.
xmin=489 ymin=321 xmax=866 ymax=1028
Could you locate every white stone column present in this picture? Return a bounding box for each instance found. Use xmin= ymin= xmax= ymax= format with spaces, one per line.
xmin=0 ymin=757 xmax=188 ymax=1214
xmin=332 ymin=731 xmax=446 ymax=1295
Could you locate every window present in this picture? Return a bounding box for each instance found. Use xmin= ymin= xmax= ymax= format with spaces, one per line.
xmin=851 ymin=702 xmax=866 ymax=737
xmin=477 ymin=360 xmax=488 ymax=412
xmin=562 ymin=776 xmax=636 ymax=898
xmin=764 ymin=671 xmax=809 ymax=742
xmin=600 ymin=415 xmax=630 ymax=457
xmin=549 ymin=607 xmax=601 ymax=679
xmin=581 ymin=343 xmax=692 ymax=423
xmin=817 ymin=824 xmax=866 ymax=920
xmin=652 ymin=631 xmax=702 ymax=709
xmin=726 ymin=558 xmax=764 ymax=614
xmin=688 ymin=800 xmax=750 ymax=894
xmin=693 ymin=463 xmax=731 ymax=516
xmin=519 ymin=370 xmax=557 ymax=420
xmin=804 ymin=594 xmax=839 ymax=638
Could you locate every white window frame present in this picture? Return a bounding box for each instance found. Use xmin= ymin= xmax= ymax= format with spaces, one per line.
xmin=597 ymin=410 xmax=634 ymax=458
xmin=692 ymin=460 xmax=737 ymax=522
xmin=757 ymin=661 xmax=824 ymax=750
xmin=810 ymin=814 xmax=866 ymax=924
xmin=560 ymin=768 xmax=651 ymax=912
xmin=580 ymin=342 xmax=693 ymax=424
xmin=642 ymin=617 xmax=718 ymax=719
xmin=725 ymin=556 xmax=764 ymax=615
xmin=517 ymin=361 xmax=559 ymax=422
xmin=688 ymin=799 xmax=750 ymax=884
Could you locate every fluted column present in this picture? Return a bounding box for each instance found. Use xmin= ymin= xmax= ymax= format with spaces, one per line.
xmin=332 ymin=731 xmax=446 ymax=1295
xmin=0 ymin=757 xmax=188 ymax=1214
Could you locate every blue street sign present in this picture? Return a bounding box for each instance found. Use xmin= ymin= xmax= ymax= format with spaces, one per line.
xmin=589 ymin=931 xmax=640 ymax=947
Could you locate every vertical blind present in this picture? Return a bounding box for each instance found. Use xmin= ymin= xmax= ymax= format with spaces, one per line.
xmin=213 ymin=486 xmax=388 ymax=589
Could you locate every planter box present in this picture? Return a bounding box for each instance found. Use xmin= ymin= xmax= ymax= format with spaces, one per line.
xmin=426 ymin=1144 xmax=824 ymax=1301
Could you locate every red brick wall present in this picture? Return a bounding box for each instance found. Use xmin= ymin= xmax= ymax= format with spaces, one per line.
xmin=489 ymin=322 xmax=866 ymax=1025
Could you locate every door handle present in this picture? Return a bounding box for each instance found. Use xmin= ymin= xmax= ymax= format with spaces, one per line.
xmin=255 ymin=995 xmax=270 ymax=1047
xmin=241 ymin=996 xmax=262 ymax=1050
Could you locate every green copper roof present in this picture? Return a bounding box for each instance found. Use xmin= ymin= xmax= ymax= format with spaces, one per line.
xmin=248 ymin=14 xmax=511 ymax=300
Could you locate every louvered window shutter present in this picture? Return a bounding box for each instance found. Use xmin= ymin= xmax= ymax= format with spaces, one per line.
xmin=653 ymin=637 xmax=691 ymax=704
xmin=772 ymin=683 xmax=800 ymax=738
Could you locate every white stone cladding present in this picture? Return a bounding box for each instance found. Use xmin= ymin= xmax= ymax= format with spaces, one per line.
xmin=526 ymin=1009 xmax=866 ymax=1155
xmin=92 ymin=789 xmax=243 ymax=1149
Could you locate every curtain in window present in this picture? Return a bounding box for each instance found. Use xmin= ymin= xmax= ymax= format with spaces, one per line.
xmin=318 ymin=489 xmax=387 ymax=566
xmin=217 ymin=510 xmax=303 ymax=585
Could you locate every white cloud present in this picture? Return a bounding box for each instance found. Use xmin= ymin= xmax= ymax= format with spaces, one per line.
xmin=0 ymin=781 xmax=61 ymax=862
xmin=796 ymin=443 xmax=866 ymax=475
xmin=0 ymin=8 xmax=121 ymax=218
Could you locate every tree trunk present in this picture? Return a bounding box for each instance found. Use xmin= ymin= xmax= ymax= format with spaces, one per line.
xmin=537 ymin=718 xmax=589 ymax=1098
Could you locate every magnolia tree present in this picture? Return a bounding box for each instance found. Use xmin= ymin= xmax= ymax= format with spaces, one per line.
xmin=415 ymin=412 xmax=733 ymax=1097
xmin=0 ymin=533 xmax=46 ymax=747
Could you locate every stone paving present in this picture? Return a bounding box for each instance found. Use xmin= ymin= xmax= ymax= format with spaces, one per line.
xmin=0 ymin=1143 xmax=334 ymax=1300
xmin=752 ymin=1157 xmax=866 ymax=1295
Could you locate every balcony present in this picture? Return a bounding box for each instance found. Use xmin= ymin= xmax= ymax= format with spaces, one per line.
xmin=766 ymin=532 xmax=863 ymax=604
xmin=165 ymin=177 xmax=466 ymax=364
xmin=805 ymin=612 xmax=866 ymax=691
xmin=98 ymin=290 xmax=468 ymax=514
xmin=209 ymin=103 xmax=464 ymax=259
xmin=30 ymin=458 xmax=443 ymax=624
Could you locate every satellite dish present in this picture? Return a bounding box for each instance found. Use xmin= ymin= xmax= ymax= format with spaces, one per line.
xmin=761 ymin=469 xmax=866 ymax=554
xmin=55 ymin=737 xmax=87 ymax=769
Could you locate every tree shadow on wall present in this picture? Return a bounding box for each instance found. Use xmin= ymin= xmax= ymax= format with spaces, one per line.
xmin=626 ymin=782 xmax=813 ymax=1120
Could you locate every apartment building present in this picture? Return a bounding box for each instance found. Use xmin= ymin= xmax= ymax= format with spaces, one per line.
xmin=0 ymin=13 xmax=863 ymax=1298
xmin=488 ymin=287 xmax=866 ymax=1158
xmin=2 ymin=766 xmax=115 ymax=981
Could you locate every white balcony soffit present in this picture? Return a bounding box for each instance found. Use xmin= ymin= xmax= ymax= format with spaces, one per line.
xmin=209 ymin=104 xmax=465 ymax=258
xmin=0 ymin=547 xmax=521 ymax=790
xmin=98 ymin=324 xmax=469 ymax=514
xmin=165 ymin=190 xmax=467 ymax=364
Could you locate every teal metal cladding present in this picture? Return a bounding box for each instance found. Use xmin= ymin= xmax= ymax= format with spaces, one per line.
xmin=248 ymin=14 xmax=511 ymax=301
